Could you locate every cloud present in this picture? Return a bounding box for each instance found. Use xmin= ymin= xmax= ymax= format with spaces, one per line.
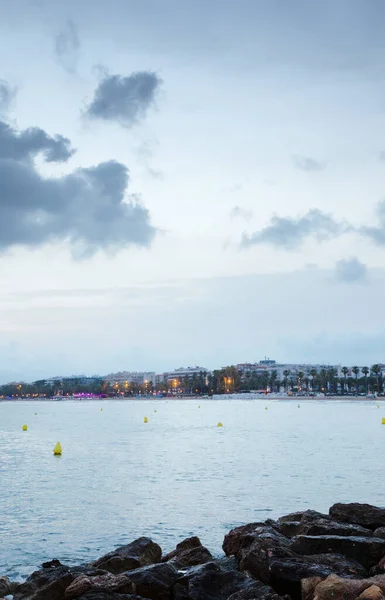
xmin=242 ymin=209 xmax=350 ymax=250
xmin=0 ymin=119 xmax=157 ymax=256
xmin=334 ymin=257 xmax=367 ymax=283
xmin=54 ymin=19 xmax=80 ymax=74
xmin=292 ymin=155 xmax=325 ymax=172
xmin=0 ymin=80 xmax=16 ymax=115
xmin=359 ymin=200 xmax=385 ymax=245
xmin=230 ymin=205 xmax=253 ymax=220
xmin=85 ymin=71 xmax=162 ymax=127
xmin=379 ymin=151 xmax=385 ymax=162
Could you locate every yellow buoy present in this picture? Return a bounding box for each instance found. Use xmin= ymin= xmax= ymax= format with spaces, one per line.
xmin=265 ymin=407 xmax=268 ymax=411
xmin=217 ymin=422 xmax=223 ymax=427
xmin=154 ymin=409 xmax=157 ymax=413
xmin=34 ymin=412 xmax=37 ymax=416
xmin=22 ymin=424 xmax=28 ymax=431
xmin=382 ymin=418 xmax=385 ymax=425
xmin=144 ymin=416 xmax=148 ymax=423
xmin=100 ymin=408 xmax=103 ymax=411
xmin=198 ymin=405 xmax=200 ymax=408
xmin=298 ymin=404 xmax=300 ymax=408
xmin=53 ymin=442 xmax=62 ymax=455
xmin=378 ymin=405 xmax=380 ymax=409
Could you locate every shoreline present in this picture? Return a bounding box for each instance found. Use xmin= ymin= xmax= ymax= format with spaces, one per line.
xmin=0 ymin=394 xmax=382 ymax=402
xmin=3 ymin=502 xmax=385 ymax=600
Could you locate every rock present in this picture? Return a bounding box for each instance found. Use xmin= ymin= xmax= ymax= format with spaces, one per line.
xmin=290 ymin=535 xmax=385 ymax=569
xmin=278 ymin=511 xmax=329 ymax=524
xmin=329 ymin=504 xmax=385 ymax=531
xmin=237 ymin=527 xmax=292 ymax=583
xmin=374 ymin=529 xmax=385 ymax=540
xmin=124 ymin=562 xmax=179 ymax=600
xmin=371 ymin=558 xmax=385 ymax=576
xmin=161 ymin=537 xmax=213 ymax=567
xmin=92 ymin=538 xmax=162 ymax=574
xmin=0 ymin=576 xmax=11 ymax=597
xmin=274 ymin=513 xmax=372 ymax=539
xmin=223 ymin=523 xmax=266 ymax=557
xmin=75 ymin=593 xmax=146 ymax=600
xmin=42 ymin=560 xmax=63 ymax=569
xmin=176 ymin=560 xmax=285 ymax=600
xmin=65 ymin=573 xmax=132 ymax=599
xmin=13 ymin=564 xmax=107 ymax=600
xmin=269 ymin=554 xmax=367 ymax=600
xmin=308 ymin=574 xmax=385 ymax=600
xmin=358 ymin=585 xmax=385 ymax=600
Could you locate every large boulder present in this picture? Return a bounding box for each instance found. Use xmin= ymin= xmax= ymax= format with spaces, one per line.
xmin=374 ymin=529 xmax=385 ymax=540
xmin=237 ymin=527 xmax=292 ymax=583
xmin=0 ymin=576 xmax=12 ymax=597
xmin=308 ymin=574 xmax=385 ymax=600
xmin=161 ymin=537 xmax=213 ymax=568
xmin=92 ymin=538 xmax=162 ymax=575
xmin=223 ymin=523 xmax=265 ymax=557
xmin=13 ymin=564 xmax=107 ymax=600
xmin=124 ymin=562 xmax=179 ymax=600
xmin=273 ymin=512 xmax=372 ymax=539
xmin=174 ymin=561 xmax=286 ymax=600
xmin=65 ymin=573 xmax=132 ymax=599
xmin=290 ymin=535 xmax=385 ymax=569
xmin=329 ymin=504 xmax=385 ymax=531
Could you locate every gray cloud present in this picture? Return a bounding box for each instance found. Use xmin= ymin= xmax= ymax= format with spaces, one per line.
xmin=54 ymin=19 xmax=80 ymax=74
xmin=242 ymin=209 xmax=350 ymax=250
xmin=85 ymin=71 xmax=162 ymax=127
xmin=230 ymin=205 xmax=253 ymax=220
xmin=335 ymin=257 xmax=367 ymax=283
xmin=0 ymin=119 xmax=156 ymax=256
xmin=360 ymin=200 xmax=385 ymax=245
xmin=0 ymin=80 xmax=16 ymax=114
xmin=293 ymin=155 xmax=325 ymax=172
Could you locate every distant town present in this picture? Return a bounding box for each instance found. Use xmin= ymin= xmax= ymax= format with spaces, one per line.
xmin=1 ymin=358 xmax=385 ymax=398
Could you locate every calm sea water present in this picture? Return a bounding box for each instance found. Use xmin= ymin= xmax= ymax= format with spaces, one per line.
xmin=1 ymin=398 xmax=385 ymax=580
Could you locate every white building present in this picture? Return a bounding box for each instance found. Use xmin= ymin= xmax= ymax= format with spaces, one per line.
xmin=164 ymin=366 xmax=210 ymax=382
xmin=237 ymin=359 xmax=340 ymax=381
xmin=104 ymin=371 xmax=156 ymax=385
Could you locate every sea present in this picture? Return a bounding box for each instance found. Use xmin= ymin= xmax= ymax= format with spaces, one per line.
xmin=1 ymin=397 xmax=384 ymax=580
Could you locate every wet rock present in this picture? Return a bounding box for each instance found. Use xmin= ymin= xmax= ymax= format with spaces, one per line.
xmin=76 ymin=593 xmax=146 ymax=600
xmin=274 ymin=513 xmax=372 ymax=539
xmin=13 ymin=565 xmax=107 ymax=600
xmin=223 ymin=523 xmax=266 ymax=557
xmin=374 ymin=529 xmax=385 ymax=540
xmin=237 ymin=528 xmax=292 ymax=583
xmin=278 ymin=511 xmax=329 ymax=524
xmin=65 ymin=573 xmax=132 ymax=599
xmin=358 ymin=585 xmax=385 ymax=600
xmin=0 ymin=576 xmax=11 ymax=597
xmin=329 ymin=504 xmax=385 ymax=531
xmin=92 ymin=538 xmax=162 ymax=575
xmin=310 ymin=574 xmax=385 ymax=600
xmin=176 ymin=560 xmax=285 ymax=600
xmin=290 ymin=535 xmax=385 ymax=569
xmin=124 ymin=562 xmax=179 ymax=600
xmin=42 ymin=560 xmax=63 ymax=569
xmin=371 ymin=558 xmax=385 ymax=576
xmin=161 ymin=537 xmax=213 ymax=567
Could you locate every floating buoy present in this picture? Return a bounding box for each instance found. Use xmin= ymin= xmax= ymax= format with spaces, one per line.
xmin=34 ymin=412 xmax=37 ymax=416
xmin=100 ymin=408 xmax=103 ymax=411
xmin=382 ymin=418 xmax=385 ymax=425
xmin=265 ymin=407 xmax=268 ymax=411
xmin=198 ymin=405 xmax=200 ymax=408
xmin=154 ymin=410 xmax=157 ymax=413
xmin=298 ymin=404 xmax=300 ymax=408
xmin=378 ymin=405 xmax=380 ymax=409
xmin=53 ymin=442 xmax=62 ymax=455
xmin=144 ymin=416 xmax=148 ymax=423
xmin=217 ymin=422 xmax=223 ymax=427
xmin=22 ymin=424 xmax=28 ymax=431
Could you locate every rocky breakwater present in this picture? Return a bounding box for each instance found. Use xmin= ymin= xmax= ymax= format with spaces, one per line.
xmin=4 ymin=503 xmax=385 ymax=600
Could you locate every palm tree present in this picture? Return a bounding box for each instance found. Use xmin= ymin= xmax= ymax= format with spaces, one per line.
xmin=297 ymin=371 xmax=304 ymax=391
xmin=352 ymin=366 xmax=360 ymax=395
xmin=371 ymin=365 xmax=382 ymax=394
xmin=310 ymin=369 xmax=318 ymax=392
xmin=341 ymin=367 xmax=349 ymax=394
xmin=269 ymin=370 xmax=278 ymax=392
xmin=283 ymin=370 xmax=290 ymax=392
xmin=362 ymin=367 xmax=369 ymax=394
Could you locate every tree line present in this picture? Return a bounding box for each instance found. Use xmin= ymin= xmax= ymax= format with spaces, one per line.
xmin=0 ymin=365 xmax=383 ymax=398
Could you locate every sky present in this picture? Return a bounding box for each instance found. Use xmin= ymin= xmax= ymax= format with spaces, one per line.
xmin=1 ymin=0 xmax=385 ymax=382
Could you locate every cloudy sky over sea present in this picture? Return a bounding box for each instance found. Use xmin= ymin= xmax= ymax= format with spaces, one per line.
xmin=1 ymin=0 xmax=385 ymax=381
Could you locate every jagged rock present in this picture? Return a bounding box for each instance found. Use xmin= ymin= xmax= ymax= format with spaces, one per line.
xmin=42 ymin=560 xmax=63 ymax=569
xmin=65 ymin=573 xmax=132 ymax=599
xmin=175 ymin=560 xmax=285 ymax=600
xmin=161 ymin=536 xmax=213 ymax=567
xmin=374 ymin=529 xmax=385 ymax=540
xmin=310 ymin=574 xmax=385 ymax=600
xmin=358 ymin=585 xmax=385 ymax=600
xmin=13 ymin=564 xmax=107 ymax=600
xmin=0 ymin=576 xmax=12 ymax=597
xmin=290 ymin=535 xmax=385 ymax=569
xmin=237 ymin=527 xmax=292 ymax=583
xmin=76 ymin=593 xmax=146 ymax=600
xmin=124 ymin=562 xmax=179 ymax=600
xmin=329 ymin=504 xmax=385 ymax=531
xmin=92 ymin=538 xmax=162 ymax=575
xmin=278 ymin=511 xmax=329 ymax=524
xmin=371 ymin=558 xmax=385 ymax=576
xmin=274 ymin=513 xmax=372 ymax=539
xmin=223 ymin=523 xmax=266 ymax=557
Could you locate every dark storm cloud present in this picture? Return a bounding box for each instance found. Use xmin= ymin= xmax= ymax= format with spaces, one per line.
xmin=54 ymin=19 xmax=80 ymax=74
xmin=0 ymin=119 xmax=157 ymax=255
xmin=85 ymin=71 xmax=162 ymax=127
xmin=335 ymin=257 xmax=367 ymax=283
xmin=242 ymin=209 xmax=350 ymax=250
xmin=292 ymin=155 xmax=325 ymax=172
xmin=0 ymin=80 xmax=16 ymax=114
